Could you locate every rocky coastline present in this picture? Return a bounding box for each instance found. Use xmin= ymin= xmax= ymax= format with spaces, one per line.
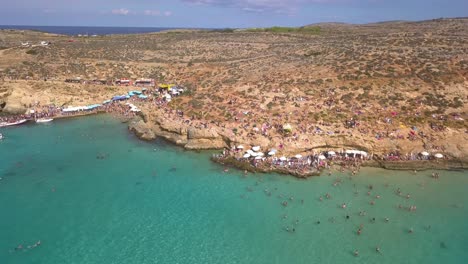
xmin=127 ymin=112 xmax=468 ymax=176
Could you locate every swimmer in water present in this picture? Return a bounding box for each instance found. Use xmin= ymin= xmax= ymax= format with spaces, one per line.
xmin=385 ymin=217 xmax=389 ymax=222
xmin=409 ymin=228 xmax=414 ymax=234
xmin=342 ymin=203 xmax=347 ymax=209
xmin=376 ymin=246 xmax=381 ymax=253
xmin=354 ymin=250 xmax=359 ymax=256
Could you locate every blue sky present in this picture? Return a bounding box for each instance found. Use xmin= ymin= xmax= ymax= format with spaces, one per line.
xmin=0 ymin=0 xmax=466 ymax=28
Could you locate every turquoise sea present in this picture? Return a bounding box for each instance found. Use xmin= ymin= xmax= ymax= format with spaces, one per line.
xmin=0 ymin=115 xmax=467 ymax=264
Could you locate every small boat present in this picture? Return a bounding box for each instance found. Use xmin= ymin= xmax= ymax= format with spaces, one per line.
xmin=0 ymin=133 xmax=3 ymax=140
xmin=36 ymin=118 xmax=54 ymax=123
xmin=0 ymin=119 xmax=28 ymax=128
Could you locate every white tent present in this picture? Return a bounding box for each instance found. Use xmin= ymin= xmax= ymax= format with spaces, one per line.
xmin=327 ymin=151 xmax=336 ymax=156
xmin=279 ymin=157 xmax=287 ymax=161
xmin=268 ymin=151 xmax=276 ymax=156
xmin=434 ymin=153 xmax=443 ymax=158
xmin=237 ymin=145 xmax=244 ymax=149
xmin=243 ymin=153 xmax=251 ymax=158
xmin=421 ymin=151 xmax=430 ymax=156
xmin=246 ymin=149 xmax=254 ymax=154
xmin=360 ymin=151 xmax=368 ymax=157
xmin=252 ymin=146 xmax=261 ymax=152
xmin=257 ymin=152 xmax=265 ymax=157
xmin=250 ymin=152 xmax=258 ymax=157
xmin=294 ymin=154 xmax=303 ymax=159
xmin=255 ymin=156 xmax=263 ymax=160
xmin=318 ymin=155 xmax=326 ymax=160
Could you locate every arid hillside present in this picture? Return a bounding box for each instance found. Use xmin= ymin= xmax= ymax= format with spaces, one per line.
xmin=0 ymin=18 xmax=467 ymax=159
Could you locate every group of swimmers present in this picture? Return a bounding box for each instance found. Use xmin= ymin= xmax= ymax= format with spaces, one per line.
xmin=13 ymin=240 xmax=41 ymax=252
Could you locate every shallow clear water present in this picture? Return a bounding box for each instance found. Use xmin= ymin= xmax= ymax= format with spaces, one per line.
xmin=0 ymin=115 xmax=467 ymax=264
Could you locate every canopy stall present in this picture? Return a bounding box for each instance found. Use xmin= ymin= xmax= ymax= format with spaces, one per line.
xmin=112 ymin=95 xmax=128 ymax=101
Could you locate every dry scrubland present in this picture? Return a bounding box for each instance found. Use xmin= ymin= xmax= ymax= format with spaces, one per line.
xmin=0 ymin=18 xmax=467 ymax=160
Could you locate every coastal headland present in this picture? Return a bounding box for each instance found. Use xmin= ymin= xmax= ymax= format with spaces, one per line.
xmin=1 ymin=19 xmax=467 ymax=175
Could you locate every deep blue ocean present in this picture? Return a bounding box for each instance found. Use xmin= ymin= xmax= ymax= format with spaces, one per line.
xmin=0 ymin=25 xmax=185 ymax=35
xmin=1 ymin=115 xmax=467 ymax=264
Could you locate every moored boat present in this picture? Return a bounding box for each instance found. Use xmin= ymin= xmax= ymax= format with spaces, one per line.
xmin=36 ymin=118 xmax=54 ymax=123
xmin=0 ymin=133 xmax=3 ymax=140
xmin=0 ymin=119 xmax=28 ymax=128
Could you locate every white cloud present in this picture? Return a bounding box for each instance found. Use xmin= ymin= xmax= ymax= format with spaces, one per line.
xmin=111 ymin=8 xmax=130 ymax=15
xmin=143 ymin=10 xmax=172 ymax=17
xmin=144 ymin=10 xmax=161 ymax=16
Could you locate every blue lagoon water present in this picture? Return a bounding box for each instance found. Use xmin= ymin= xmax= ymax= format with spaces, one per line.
xmin=0 ymin=115 xmax=467 ymax=264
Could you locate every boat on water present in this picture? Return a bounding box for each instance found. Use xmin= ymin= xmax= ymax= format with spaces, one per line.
xmin=0 ymin=119 xmax=28 ymax=128
xmin=0 ymin=133 xmax=3 ymax=140
xmin=36 ymin=118 xmax=54 ymax=123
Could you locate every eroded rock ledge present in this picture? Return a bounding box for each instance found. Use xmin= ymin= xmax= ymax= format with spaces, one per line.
xmin=128 ymin=112 xmax=468 ymax=175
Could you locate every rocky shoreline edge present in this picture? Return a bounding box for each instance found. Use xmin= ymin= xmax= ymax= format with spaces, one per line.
xmin=127 ymin=114 xmax=468 ymax=176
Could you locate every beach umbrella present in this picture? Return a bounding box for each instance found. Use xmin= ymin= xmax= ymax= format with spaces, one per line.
xmin=294 ymin=154 xmax=303 ymax=159
xmin=421 ymin=151 xmax=429 ymax=156
xmin=257 ymin=152 xmax=265 ymax=157
xmin=434 ymin=153 xmax=443 ymax=158
xmin=318 ymin=155 xmax=326 ymax=160
xmin=250 ymin=152 xmax=258 ymax=157
xmin=255 ymin=156 xmax=263 ymax=160
xmin=327 ymin=151 xmax=336 ymax=156
xmin=243 ymin=153 xmax=251 ymax=158
xmin=279 ymin=157 xmax=287 ymax=161
xmin=268 ymin=151 xmax=276 ymax=156
xmin=252 ymin=146 xmax=261 ymax=152
xmin=237 ymin=145 xmax=244 ymax=149
xmin=283 ymin=124 xmax=292 ymax=132
xmin=252 ymin=127 xmax=259 ymax=132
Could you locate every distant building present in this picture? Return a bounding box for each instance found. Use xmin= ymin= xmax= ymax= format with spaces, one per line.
xmin=134 ymin=78 xmax=155 ymax=87
xmin=65 ymin=77 xmax=82 ymax=83
xmin=116 ymin=79 xmax=132 ymax=86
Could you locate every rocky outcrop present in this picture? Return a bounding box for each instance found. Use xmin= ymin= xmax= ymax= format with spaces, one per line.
xmin=128 ymin=120 xmax=156 ymax=141
xmin=187 ymin=127 xmax=219 ymax=139
xmin=130 ymin=114 xmax=228 ymax=150
xmin=2 ymin=101 xmax=27 ymax=114
xmin=185 ymin=138 xmax=227 ymax=150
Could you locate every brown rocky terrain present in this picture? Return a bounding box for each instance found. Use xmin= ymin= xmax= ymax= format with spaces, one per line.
xmin=0 ymin=18 xmax=467 ymax=166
